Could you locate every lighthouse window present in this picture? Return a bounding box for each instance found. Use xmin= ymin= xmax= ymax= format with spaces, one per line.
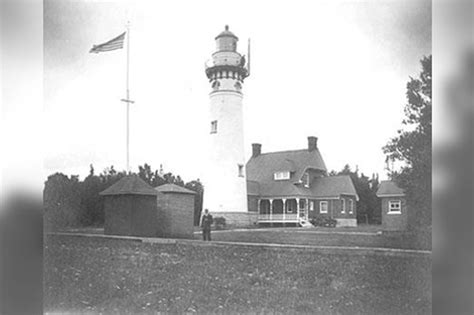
xmin=212 ymin=80 xmax=220 ymax=91
xmin=210 ymin=120 xmax=217 ymax=134
xmin=238 ymin=164 xmax=244 ymax=177
xmin=234 ymin=82 xmax=242 ymax=91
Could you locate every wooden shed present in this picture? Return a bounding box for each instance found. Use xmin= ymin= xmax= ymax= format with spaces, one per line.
xmin=100 ymin=174 xmax=159 ymax=237
xmin=376 ymin=180 xmax=408 ymax=231
xmin=155 ymin=184 xmax=196 ymax=239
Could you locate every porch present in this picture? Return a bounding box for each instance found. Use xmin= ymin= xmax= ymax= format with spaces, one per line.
xmin=257 ymin=198 xmax=310 ymax=224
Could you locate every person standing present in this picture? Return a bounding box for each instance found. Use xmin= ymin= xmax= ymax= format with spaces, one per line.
xmin=200 ymin=209 xmax=213 ymax=241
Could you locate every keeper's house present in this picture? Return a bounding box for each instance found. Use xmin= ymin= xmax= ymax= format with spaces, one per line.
xmin=376 ymin=180 xmax=408 ymax=230
xmin=246 ymin=136 xmax=359 ymax=227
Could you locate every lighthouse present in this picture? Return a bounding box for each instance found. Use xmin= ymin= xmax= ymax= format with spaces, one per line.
xmin=203 ymin=25 xmax=250 ymax=225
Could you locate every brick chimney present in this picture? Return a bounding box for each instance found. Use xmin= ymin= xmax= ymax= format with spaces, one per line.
xmin=307 ymin=136 xmax=318 ymax=151
xmin=252 ymin=143 xmax=262 ymax=157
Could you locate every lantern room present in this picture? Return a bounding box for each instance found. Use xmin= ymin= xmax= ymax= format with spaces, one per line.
xmin=215 ymin=25 xmax=238 ymax=52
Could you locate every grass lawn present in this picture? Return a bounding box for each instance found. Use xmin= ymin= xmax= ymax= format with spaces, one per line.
xmin=44 ymin=234 xmax=431 ymax=314
xmin=193 ymin=227 xmax=431 ymax=250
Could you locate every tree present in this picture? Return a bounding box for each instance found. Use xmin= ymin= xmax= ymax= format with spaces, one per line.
xmin=383 ymin=55 xmax=432 ymax=228
xmin=185 ymin=179 xmax=204 ymax=226
xmin=43 ymin=173 xmax=83 ymax=230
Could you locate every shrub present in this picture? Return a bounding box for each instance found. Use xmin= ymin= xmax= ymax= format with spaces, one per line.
xmin=213 ymin=217 xmax=226 ymax=230
xmin=310 ymin=217 xmax=337 ymax=228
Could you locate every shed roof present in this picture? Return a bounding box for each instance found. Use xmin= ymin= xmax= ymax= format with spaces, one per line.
xmin=376 ymin=180 xmax=405 ymax=197
xmin=99 ymin=174 xmax=159 ymax=196
xmin=155 ymin=183 xmax=196 ymax=195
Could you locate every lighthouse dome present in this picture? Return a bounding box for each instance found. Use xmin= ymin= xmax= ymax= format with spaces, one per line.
xmin=215 ymin=25 xmax=238 ymax=52
xmin=215 ymin=25 xmax=238 ymax=40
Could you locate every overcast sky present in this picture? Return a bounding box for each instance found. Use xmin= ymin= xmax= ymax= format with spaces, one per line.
xmin=43 ymin=0 xmax=431 ymax=182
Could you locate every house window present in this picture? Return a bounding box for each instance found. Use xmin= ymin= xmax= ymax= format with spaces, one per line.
xmin=388 ymin=200 xmax=401 ymax=214
xmin=210 ymin=120 xmax=217 ymax=134
xmin=274 ymin=171 xmax=290 ymax=180
xmin=302 ymin=172 xmax=309 ymax=188
xmin=309 ymin=201 xmax=314 ymax=211
xmin=238 ymin=164 xmax=244 ymax=177
xmin=320 ymin=201 xmax=328 ymax=214
xmin=341 ymin=199 xmax=346 ymax=214
xmin=349 ymin=199 xmax=354 ymax=214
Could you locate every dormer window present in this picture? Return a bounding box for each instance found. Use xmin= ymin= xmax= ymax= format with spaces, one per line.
xmin=302 ymin=172 xmax=309 ymax=188
xmin=274 ymin=171 xmax=290 ymax=180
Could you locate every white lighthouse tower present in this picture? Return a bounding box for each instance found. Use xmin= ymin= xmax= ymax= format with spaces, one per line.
xmin=203 ymin=25 xmax=250 ymax=225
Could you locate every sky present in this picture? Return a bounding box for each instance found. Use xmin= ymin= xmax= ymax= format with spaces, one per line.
xmin=43 ymin=0 xmax=431 ymax=183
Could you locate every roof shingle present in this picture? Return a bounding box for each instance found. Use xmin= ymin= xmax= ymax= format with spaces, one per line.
xmin=310 ymin=176 xmax=359 ymax=200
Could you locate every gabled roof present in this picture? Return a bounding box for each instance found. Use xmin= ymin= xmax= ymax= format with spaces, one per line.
xmin=245 ymin=146 xmax=359 ymax=200
xmin=247 ymin=180 xmax=260 ymax=196
xmin=99 ymin=174 xmax=159 ymax=196
xmin=376 ymin=180 xmax=405 ymax=197
xmin=310 ymin=176 xmax=359 ymax=200
xmin=155 ymin=183 xmax=196 ymax=195
xmin=246 ymin=149 xmax=327 ymax=184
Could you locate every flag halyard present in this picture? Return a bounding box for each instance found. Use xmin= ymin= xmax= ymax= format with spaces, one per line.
xmin=89 ymin=32 xmax=126 ymax=53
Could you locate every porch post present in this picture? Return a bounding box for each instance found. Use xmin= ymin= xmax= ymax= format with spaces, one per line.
xmin=282 ymin=198 xmax=287 ymax=221
xmin=296 ymin=198 xmax=300 ymax=221
xmin=269 ymin=199 xmax=273 ymax=221
xmin=306 ymin=198 xmax=309 ymax=220
xmin=257 ymin=199 xmax=261 ymax=214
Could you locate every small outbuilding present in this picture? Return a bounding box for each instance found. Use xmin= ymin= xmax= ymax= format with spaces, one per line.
xmin=100 ymin=174 xmax=159 ymax=237
xmin=155 ymin=184 xmax=196 ymax=239
xmin=376 ymin=180 xmax=407 ymax=231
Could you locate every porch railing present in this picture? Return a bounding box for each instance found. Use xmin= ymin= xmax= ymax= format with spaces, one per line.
xmin=257 ymin=213 xmax=299 ymax=222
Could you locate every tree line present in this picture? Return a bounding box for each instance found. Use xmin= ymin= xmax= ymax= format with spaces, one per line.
xmin=43 ymin=164 xmax=203 ymax=231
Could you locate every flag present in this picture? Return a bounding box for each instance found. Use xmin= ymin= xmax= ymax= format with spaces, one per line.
xmin=89 ymin=32 xmax=126 ymax=53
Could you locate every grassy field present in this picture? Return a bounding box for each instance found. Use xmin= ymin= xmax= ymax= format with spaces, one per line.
xmin=45 ymin=234 xmax=431 ymax=314
xmin=193 ymin=227 xmax=431 ymax=250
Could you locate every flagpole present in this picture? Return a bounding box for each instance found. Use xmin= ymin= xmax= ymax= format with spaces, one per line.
xmin=120 ymin=23 xmax=134 ymax=173
xmin=126 ymin=21 xmax=130 ymax=173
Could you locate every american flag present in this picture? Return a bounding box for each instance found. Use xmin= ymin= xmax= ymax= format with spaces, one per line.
xmin=89 ymin=32 xmax=126 ymax=53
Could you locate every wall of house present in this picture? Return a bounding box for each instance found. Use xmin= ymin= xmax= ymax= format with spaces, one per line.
xmin=247 ymin=195 xmax=258 ymax=212
xmin=381 ymin=197 xmax=408 ymax=230
xmin=157 ymin=193 xmax=195 ymax=239
xmin=307 ymin=197 xmax=357 ymax=226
